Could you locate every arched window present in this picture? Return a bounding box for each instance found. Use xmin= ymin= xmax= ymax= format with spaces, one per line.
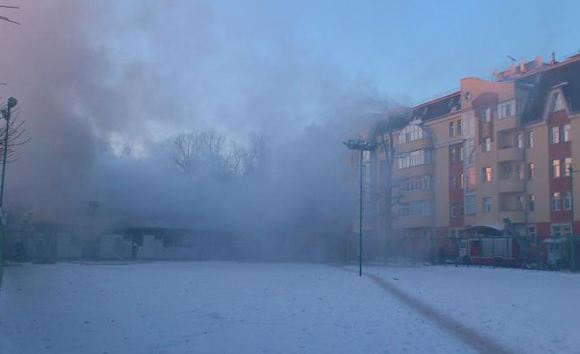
xmin=398 ymin=123 xmax=426 ymax=144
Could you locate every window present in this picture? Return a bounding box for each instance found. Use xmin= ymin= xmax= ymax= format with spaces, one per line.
xmin=450 ymin=145 xmax=463 ymax=163
xmin=450 ymin=175 xmax=456 ymax=190
xmin=400 ymin=179 xmax=409 ymax=192
xmin=514 ymin=195 xmax=525 ymax=210
xmin=564 ymin=158 xmax=572 ymax=176
xmin=482 ymin=137 xmax=491 ymax=152
xmin=466 ymin=140 xmax=475 ymax=163
xmin=482 ymin=197 xmax=492 ymax=213
xmin=483 ymin=108 xmax=491 ymax=123
xmin=563 ymin=124 xmax=571 ymax=142
xmin=515 ymin=164 xmax=524 ymax=180
xmin=516 ymin=195 xmax=525 ymax=210
xmin=552 ymin=223 xmax=572 ymax=237
xmin=552 ymin=159 xmax=561 ymax=178
xmin=526 ymin=130 xmax=533 ymax=148
xmin=498 ymin=102 xmax=512 ymax=119
xmin=465 ymin=195 xmax=476 ymax=215
xmin=482 ymin=167 xmax=492 ymax=183
xmin=459 ymin=202 xmax=465 ymax=216
xmin=515 ymin=133 xmax=523 ymax=149
xmin=501 ymin=163 xmax=512 ymax=177
xmin=398 ymin=149 xmax=432 ymax=169
xmin=451 ymin=204 xmax=457 ymax=218
xmin=399 ymin=124 xmax=425 ymax=144
xmin=526 ymin=225 xmax=537 ymax=244
xmin=457 ymin=120 xmax=462 ymax=136
xmin=563 ymin=224 xmax=573 ymax=237
xmin=564 ymin=191 xmax=572 ymax=210
xmin=552 ymin=224 xmax=562 ymax=237
xmin=400 ymin=175 xmax=432 ymax=192
xmin=551 ymin=126 xmax=560 ymax=144
xmin=552 ymin=192 xmax=561 ymax=211
xmin=526 ymin=163 xmax=534 ymax=180
xmin=400 ymin=201 xmax=432 ymax=218
xmin=449 ymin=122 xmax=455 ymax=137
xmin=459 ymin=173 xmax=464 ymax=189
xmin=527 ymin=194 xmax=535 ymax=211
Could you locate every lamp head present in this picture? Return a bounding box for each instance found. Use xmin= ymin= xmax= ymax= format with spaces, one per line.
xmin=7 ymin=97 xmax=17 ymax=109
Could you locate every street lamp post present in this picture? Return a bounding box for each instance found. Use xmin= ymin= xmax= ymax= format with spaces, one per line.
xmin=343 ymin=139 xmax=376 ymax=276
xmin=0 ymin=97 xmax=17 ymax=208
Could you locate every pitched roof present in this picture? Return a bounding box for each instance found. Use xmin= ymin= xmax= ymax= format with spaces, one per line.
xmin=517 ymin=56 xmax=580 ymax=123
xmin=411 ymin=91 xmax=461 ymax=121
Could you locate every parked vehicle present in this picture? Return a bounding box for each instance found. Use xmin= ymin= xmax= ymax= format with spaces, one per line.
xmin=459 ymin=236 xmax=520 ymax=267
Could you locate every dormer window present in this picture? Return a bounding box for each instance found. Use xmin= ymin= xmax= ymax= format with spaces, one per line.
xmin=548 ymin=88 xmax=567 ymax=114
xmin=549 ymin=92 xmax=560 ymax=112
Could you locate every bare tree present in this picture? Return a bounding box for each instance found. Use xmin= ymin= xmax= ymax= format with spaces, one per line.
xmin=0 ymin=108 xmax=30 ymax=163
xmin=244 ymin=133 xmax=268 ymax=175
xmin=172 ymin=133 xmax=198 ymax=175
xmin=171 ymin=130 xmax=238 ymax=178
xmin=171 ymin=131 xmax=269 ymax=179
xmin=226 ymin=141 xmax=247 ymax=176
xmin=371 ymin=107 xmax=409 ymax=259
xmin=0 ymin=5 xmax=20 ymax=25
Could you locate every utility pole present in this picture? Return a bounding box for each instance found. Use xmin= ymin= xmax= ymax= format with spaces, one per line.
xmin=569 ymin=165 xmax=577 ymax=271
xmin=344 ymin=139 xmax=376 ymax=276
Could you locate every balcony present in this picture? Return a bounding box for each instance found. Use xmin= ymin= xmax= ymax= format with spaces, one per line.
xmin=394 ymin=215 xmax=433 ymax=229
xmin=495 ymin=115 xmax=518 ymax=131
xmin=397 ymin=137 xmax=433 ymax=154
xmin=498 ymin=147 xmax=524 ymax=162
xmin=399 ymin=189 xmax=433 ymax=202
xmin=498 ymin=178 xmax=526 ymax=193
xmin=499 ymin=210 xmax=525 ymax=223
xmin=394 ymin=164 xmax=434 ymax=179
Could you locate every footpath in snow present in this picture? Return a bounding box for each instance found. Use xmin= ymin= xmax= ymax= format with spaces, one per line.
xmin=363 ymin=264 xmax=580 ymax=354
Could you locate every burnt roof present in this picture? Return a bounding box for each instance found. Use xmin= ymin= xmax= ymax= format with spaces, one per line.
xmin=517 ymin=57 xmax=580 ymax=123
xmin=411 ymin=92 xmax=461 ymax=121
xmin=496 ymin=59 xmax=550 ymax=81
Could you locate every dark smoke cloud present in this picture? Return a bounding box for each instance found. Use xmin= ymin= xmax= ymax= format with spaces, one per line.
xmin=1 ymin=1 xmax=390 ymax=259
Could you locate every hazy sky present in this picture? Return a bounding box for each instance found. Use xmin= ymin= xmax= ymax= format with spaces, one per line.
xmin=203 ymin=0 xmax=580 ymax=103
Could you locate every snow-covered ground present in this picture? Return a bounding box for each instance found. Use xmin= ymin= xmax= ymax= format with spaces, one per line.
xmin=0 ymin=262 xmax=579 ymax=354
xmin=363 ymin=264 xmax=580 ymax=354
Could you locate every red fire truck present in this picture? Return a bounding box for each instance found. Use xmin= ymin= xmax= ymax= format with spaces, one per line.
xmin=459 ymin=225 xmax=521 ymax=267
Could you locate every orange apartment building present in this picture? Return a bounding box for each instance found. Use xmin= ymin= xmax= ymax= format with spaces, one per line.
xmin=364 ymin=54 xmax=580 ymax=267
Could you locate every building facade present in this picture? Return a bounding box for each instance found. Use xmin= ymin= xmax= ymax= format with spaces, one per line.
xmin=363 ymin=54 xmax=580 ymax=266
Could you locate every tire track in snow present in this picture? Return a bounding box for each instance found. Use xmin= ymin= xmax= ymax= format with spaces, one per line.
xmin=359 ymin=270 xmax=515 ymax=354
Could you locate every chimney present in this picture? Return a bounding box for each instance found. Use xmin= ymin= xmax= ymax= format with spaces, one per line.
xmin=519 ymin=58 xmax=526 ymax=73
xmin=534 ymin=56 xmax=543 ymax=68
